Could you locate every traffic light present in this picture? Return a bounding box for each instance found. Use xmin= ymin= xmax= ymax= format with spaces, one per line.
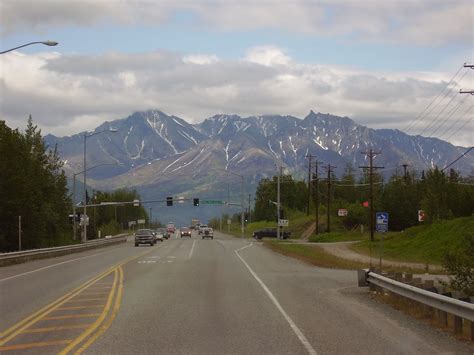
xmin=244 ymin=212 xmax=249 ymax=222
xmin=193 ymin=198 xmax=199 ymax=206
xmin=166 ymin=197 xmax=173 ymax=206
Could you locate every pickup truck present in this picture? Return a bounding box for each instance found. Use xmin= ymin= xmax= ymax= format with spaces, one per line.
xmin=252 ymin=229 xmax=291 ymax=240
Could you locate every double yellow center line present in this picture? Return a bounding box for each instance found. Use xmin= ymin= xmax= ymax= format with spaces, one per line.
xmin=0 ymin=245 xmax=158 ymax=353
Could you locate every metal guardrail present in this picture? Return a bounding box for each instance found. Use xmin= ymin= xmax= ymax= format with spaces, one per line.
xmin=358 ymin=269 xmax=474 ymax=322
xmin=0 ymin=234 xmax=128 ymax=266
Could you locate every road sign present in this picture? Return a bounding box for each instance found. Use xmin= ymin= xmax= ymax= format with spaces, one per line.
xmin=201 ymin=200 xmax=223 ymax=205
xmin=137 ymin=219 xmax=146 ymax=225
xmin=133 ymin=199 xmax=140 ymax=206
xmin=178 ymin=196 xmax=185 ymax=204
xmin=227 ymin=219 xmax=231 ymax=225
xmin=418 ymin=210 xmax=426 ymax=222
xmin=278 ymin=219 xmax=289 ymax=227
xmin=338 ymin=209 xmax=348 ymax=217
xmin=376 ymin=212 xmax=388 ymax=232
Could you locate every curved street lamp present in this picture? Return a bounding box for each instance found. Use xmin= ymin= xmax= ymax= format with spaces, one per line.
xmin=0 ymin=41 xmax=58 ymax=54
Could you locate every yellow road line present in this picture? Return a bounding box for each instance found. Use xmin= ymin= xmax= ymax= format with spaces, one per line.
xmin=43 ymin=313 xmax=102 ymax=320
xmin=1 ymin=245 xmax=158 ymax=348
xmin=75 ymin=292 xmax=109 ymax=296
xmin=21 ymin=325 xmax=90 ymax=334
xmin=65 ymin=298 xmax=108 ymax=303
xmin=0 ymin=269 xmax=114 ymax=344
xmin=55 ymin=305 xmax=105 ymax=311
xmin=59 ymin=268 xmax=119 ymax=355
xmin=0 ymin=339 xmax=72 ymax=351
xmin=75 ymin=266 xmax=124 ymax=354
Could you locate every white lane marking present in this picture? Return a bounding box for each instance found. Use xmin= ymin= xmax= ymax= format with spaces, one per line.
xmin=188 ymin=240 xmax=196 ymax=260
xmin=0 ymin=246 xmax=125 ymax=283
xmin=235 ymin=243 xmax=318 ymax=355
xmin=167 ymin=256 xmax=176 ymax=259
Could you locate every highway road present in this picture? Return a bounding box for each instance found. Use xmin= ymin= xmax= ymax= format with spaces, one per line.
xmin=0 ymin=231 xmax=472 ymax=354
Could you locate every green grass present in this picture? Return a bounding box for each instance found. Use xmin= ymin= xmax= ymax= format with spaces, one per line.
xmin=216 ymin=210 xmax=315 ymax=239
xmin=309 ymin=231 xmax=367 ymax=243
xmin=351 ymin=217 xmax=474 ymax=265
xmin=264 ymin=241 xmax=368 ymax=269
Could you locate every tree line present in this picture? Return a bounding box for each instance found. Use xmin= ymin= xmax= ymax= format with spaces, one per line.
xmin=0 ymin=118 xmax=149 ymax=252
xmin=252 ymin=165 xmax=474 ymax=231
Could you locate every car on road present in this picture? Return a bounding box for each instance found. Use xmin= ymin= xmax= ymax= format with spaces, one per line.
xmin=252 ymin=229 xmax=291 ymax=240
xmin=154 ymin=229 xmax=165 ymax=242
xmin=167 ymin=222 xmax=176 ymax=234
xmin=180 ymin=227 xmax=192 ymax=238
xmin=156 ymin=227 xmax=170 ymax=239
xmin=135 ymin=229 xmax=156 ymax=246
xmin=201 ymin=226 xmax=214 ymax=240
xmin=198 ymin=224 xmax=208 ymax=235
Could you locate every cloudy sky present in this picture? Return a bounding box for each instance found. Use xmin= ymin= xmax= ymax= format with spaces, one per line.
xmin=0 ymin=0 xmax=472 ymax=146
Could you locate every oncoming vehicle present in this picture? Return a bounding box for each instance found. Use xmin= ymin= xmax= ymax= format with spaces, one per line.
xmin=135 ymin=229 xmax=156 ymax=246
xmin=201 ymin=226 xmax=213 ymax=240
xmin=180 ymin=227 xmax=192 ymax=238
xmin=252 ymin=229 xmax=291 ymax=240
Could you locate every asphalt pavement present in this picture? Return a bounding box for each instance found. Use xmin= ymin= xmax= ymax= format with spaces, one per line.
xmin=0 ymin=231 xmax=472 ymax=354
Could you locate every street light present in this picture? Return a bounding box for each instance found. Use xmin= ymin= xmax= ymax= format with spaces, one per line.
xmin=72 ymin=163 xmax=119 ymax=240
xmin=214 ymin=169 xmax=245 ymax=238
xmin=83 ymin=128 xmax=118 ymax=242
xmin=0 ymin=41 xmax=58 ymax=54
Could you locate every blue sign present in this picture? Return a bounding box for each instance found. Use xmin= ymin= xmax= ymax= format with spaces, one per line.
xmin=376 ymin=212 xmax=389 ymax=232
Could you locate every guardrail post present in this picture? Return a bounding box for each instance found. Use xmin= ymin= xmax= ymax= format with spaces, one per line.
xmin=470 ymin=320 xmax=474 ymax=342
xmin=453 ymin=315 xmax=463 ymax=335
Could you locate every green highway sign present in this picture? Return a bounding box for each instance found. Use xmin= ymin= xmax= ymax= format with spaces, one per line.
xmin=201 ymin=200 xmax=223 ymax=205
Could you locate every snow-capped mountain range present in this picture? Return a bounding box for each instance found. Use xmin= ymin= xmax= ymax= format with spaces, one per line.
xmin=46 ymin=109 xmax=473 ymax=183
xmin=45 ymin=109 xmax=472 ymax=225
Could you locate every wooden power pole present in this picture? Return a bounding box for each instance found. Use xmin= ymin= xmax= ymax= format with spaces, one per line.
xmin=359 ymin=149 xmax=384 ymax=242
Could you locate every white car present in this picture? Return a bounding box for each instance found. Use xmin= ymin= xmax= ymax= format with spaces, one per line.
xmin=154 ymin=229 xmax=165 ymax=242
xmin=198 ymin=224 xmax=208 ymax=235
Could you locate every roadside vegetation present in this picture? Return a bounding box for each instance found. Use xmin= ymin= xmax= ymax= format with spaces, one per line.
xmin=0 ymin=118 xmax=150 ymax=252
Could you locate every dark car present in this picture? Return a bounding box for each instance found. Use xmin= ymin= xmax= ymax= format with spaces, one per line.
xmin=135 ymin=229 xmax=156 ymax=246
xmin=252 ymin=228 xmax=291 ymax=240
xmin=180 ymin=227 xmax=192 ymax=238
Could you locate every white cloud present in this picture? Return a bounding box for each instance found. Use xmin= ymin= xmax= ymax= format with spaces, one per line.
xmin=0 ymin=47 xmax=472 ymax=147
xmin=245 ymin=46 xmax=291 ymax=67
xmin=1 ymin=1 xmax=471 ymax=46
xmin=182 ymin=54 xmax=219 ymax=65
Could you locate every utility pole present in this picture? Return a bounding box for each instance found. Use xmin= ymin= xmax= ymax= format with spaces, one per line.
xmin=248 ymin=194 xmax=251 ymax=223
xmin=324 ymin=164 xmax=336 ymax=233
xmin=402 ymin=163 xmax=410 ymax=183
xmin=18 ymin=216 xmax=22 ymax=251
xmin=305 ymin=154 xmax=316 ymax=216
xmin=359 ymin=149 xmax=384 ymax=242
xmin=277 ymin=166 xmax=282 ymax=239
xmin=312 ymin=161 xmax=321 ymax=234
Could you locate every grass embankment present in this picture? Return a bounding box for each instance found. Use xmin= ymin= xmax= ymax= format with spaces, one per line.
xmin=309 ymin=230 xmax=366 ymax=243
xmin=351 ymin=217 xmax=473 ymax=265
xmin=218 ymin=211 xmax=314 ymax=239
xmin=264 ymin=241 xmax=368 ymax=269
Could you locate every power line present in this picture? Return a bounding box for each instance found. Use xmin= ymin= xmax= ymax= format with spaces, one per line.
xmin=417 ymin=77 xmax=467 ymax=136
xmin=440 ymin=105 xmax=473 ymax=141
xmin=441 ymin=147 xmax=474 ymax=171
xmin=403 ymin=65 xmax=465 ymax=133
xmin=428 ymin=96 xmax=470 ymax=137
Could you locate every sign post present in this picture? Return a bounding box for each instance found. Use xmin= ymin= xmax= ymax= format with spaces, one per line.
xmin=376 ymin=212 xmax=388 ymax=271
